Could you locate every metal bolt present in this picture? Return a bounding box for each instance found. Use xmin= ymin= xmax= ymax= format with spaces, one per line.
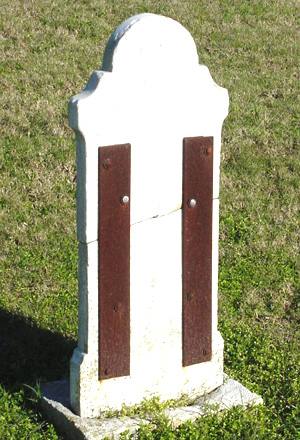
xmin=121 ymin=195 xmax=130 ymax=205
xmin=186 ymin=292 xmax=192 ymax=301
xmin=102 ymin=158 xmax=111 ymax=169
xmin=205 ymin=146 xmax=212 ymax=156
xmin=188 ymin=198 xmax=197 ymax=208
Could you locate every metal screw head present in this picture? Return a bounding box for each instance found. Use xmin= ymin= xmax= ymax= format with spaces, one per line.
xmin=186 ymin=292 xmax=193 ymax=301
xmin=188 ymin=198 xmax=197 ymax=208
xmin=102 ymin=158 xmax=111 ymax=169
xmin=121 ymin=195 xmax=130 ymax=205
xmin=205 ymin=146 xmax=212 ymax=156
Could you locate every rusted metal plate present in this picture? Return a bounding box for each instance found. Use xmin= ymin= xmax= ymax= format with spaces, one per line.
xmin=98 ymin=143 xmax=130 ymax=380
xmin=182 ymin=136 xmax=213 ymax=366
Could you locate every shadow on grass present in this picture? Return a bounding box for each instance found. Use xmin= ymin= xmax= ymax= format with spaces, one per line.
xmin=0 ymin=309 xmax=76 ymax=391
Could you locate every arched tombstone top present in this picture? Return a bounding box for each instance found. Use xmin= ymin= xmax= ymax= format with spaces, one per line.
xmin=102 ymin=13 xmax=199 ymax=74
xmin=69 ymin=13 xmax=229 ymax=243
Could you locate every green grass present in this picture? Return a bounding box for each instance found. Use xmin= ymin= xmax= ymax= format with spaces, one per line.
xmin=0 ymin=0 xmax=299 ymax=438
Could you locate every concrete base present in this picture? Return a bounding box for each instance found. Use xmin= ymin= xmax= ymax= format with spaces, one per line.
xmin=40 ymin=376 xmax=263 ymax=440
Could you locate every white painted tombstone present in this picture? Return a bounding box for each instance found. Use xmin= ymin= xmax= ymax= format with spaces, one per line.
xmin=69 ymin=13 xmax=229 ymax=418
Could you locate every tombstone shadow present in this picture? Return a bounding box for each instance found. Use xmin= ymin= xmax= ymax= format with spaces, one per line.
xmin=0 ymin=308 xmax=75 ymax=391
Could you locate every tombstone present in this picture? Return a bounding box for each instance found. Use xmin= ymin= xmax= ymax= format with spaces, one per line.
xmin=41 ymin=15 xmax=263 ymax=437
xmin=68 ymin=13 xmax=228 ymax=418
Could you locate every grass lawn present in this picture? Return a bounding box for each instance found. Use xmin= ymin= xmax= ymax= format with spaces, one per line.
xmin=0 ymin=1 xmax=299 ymax=438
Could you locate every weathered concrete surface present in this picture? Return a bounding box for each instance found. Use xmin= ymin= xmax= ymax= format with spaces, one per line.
xmin=41 ymin=380 xmax=148 ymax=440
xmin=165 ymin=376 xmax=263 ymax=427
xmin=41 ymin=376 xmax=263 ymax=439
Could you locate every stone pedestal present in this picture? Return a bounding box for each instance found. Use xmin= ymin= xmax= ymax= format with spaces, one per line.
xmin=41 ymin=376 xmax=263 ymax=440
